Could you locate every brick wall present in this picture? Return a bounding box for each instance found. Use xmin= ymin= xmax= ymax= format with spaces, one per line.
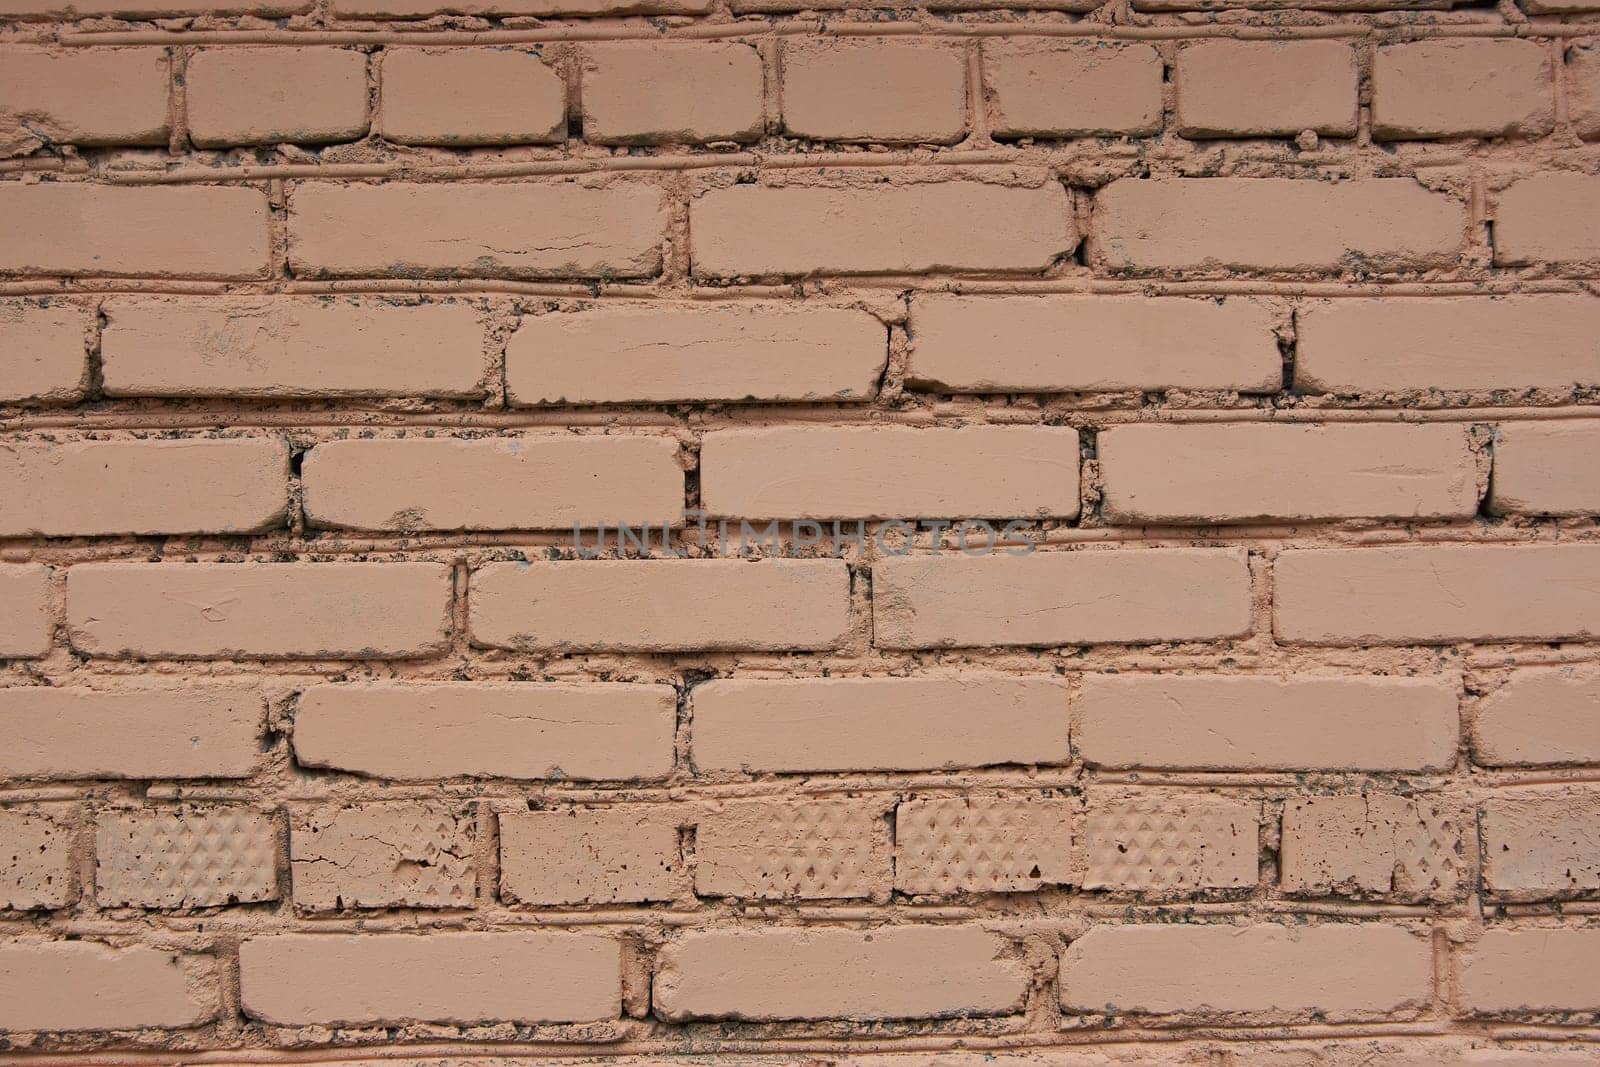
xmin=2 ymin=0 xmax=1600 ymax=1063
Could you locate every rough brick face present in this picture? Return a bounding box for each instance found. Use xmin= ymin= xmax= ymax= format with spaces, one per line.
xmin=1472 ymin=667 xmax=1600 ymax=767
xmin=780 ymin=40 xmax=967 ymax=144
xmin=1280 ymin=794 xmax=1466 ymax=902
xmin=894 ymin=795 xmax=1076 ymax=895
xmin=379 ymin=48 xmax=564 ymax=145
xmin=291 ymin=803 xmax=474 ymax=910
xmin=1081 ymin=793 xmax=1259 ymax=893
xmin=1481 ymin=793 xmax=1600 ymax=900
xmin=0 ymin=47 xmax=169 ymax=146
xmin=187 ymin=48 xmax=369 ymax=147
xmin=0 ymin=303 xmax=87 ymax=404
xmin=0 ymin=809 xmax=75 ymax=909
xmin=581 ymin=43 xmax=762 ymax=144
xmin=96 ymin=808 xmax=278 ymax=908
xmin=499 ymin=805 xmax=684 ymax=905
xmin=696 ymin=798 xmax=891 ymax=900
xmin=983 ymin=41 xmax=1163 ymax=137
xmin=1372 ymin=40 xmax=1554 ymax=139
xmin=1174 ymin=40 xmax=1358 ymax=137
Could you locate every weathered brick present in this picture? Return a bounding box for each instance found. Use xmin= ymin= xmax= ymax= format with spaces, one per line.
xmin=696 ymin=798 xmax=892 ymax=901
xmin=1274 ymin=544 xmax=1600 ymax=644
xmin=499 ymin=806 xmax=684 ymax=906
xmin=1489 ymin=422 xmax=1600 ymax=516
xmin=581 ymin=43 xmax=762 ymax=144
xmin=1472 ymin=667 xmax=1600 ymax=767
xmin=470 ymin=558 xmax=850 ymax=653
xmin=1081 ymin=793 xmax=1259 ymax=893
xmin=1075 ymin=674 xmax=1459 ymax=772
xmin=187 ymin=48 xmax=369 ymax=147
xmin=335 ymin=0 xmax=708 ymax=14
xmin=692 ymin=674 xmax=1071 ymax=773
xmin=700 ymin=426 xmax=1080 ymax=520
xmin=0 ymin=47 xmax=169 ymax=146
xmin=506 ymin=302 xmax=885 ymax=406
xmin=0 ymin=810 xmax=74 ymax=910
xmin=0 ymin=564 xmax=52 ymax=659
xmin=293 ymin=682 xmax=677 ymax=781
xmin=1568 ymin=43 xmax=1600 ymax=140
xmin=1 ymin=0 xmax=307 ymax=11
xmin=0 ymin=942 xmax=213 ymax=1031
xmin=781 ymin=40 xmax=966 ymax=143
xmin=1458 ymin=928 xmax=1600 ymax=1013
xmin=1482 ymin=793 xmax=1600 ymax=900
xmin=1098 ymin=424 xmax=1478 ymax=523
xmin=654 ymin=926 xmax=1030 ymax=1021
xmin=291 ymin=804 xmax=474 ymax=911
xmin=984 ymin=41 xmax=1162 ymax=138
xmin=66 ymin=561 xmax=453 ymax=659
xmin=1495 ymin=174 xmax=1600 ymax=265
xmin=240 ymin=932 xmax=620 ymax=1025
xmin=872 ymin=548 xmax=1251 ymax=649
xmin=894 ymin=796 xmax=1076 ymax=895
xmin=1280 ymin=794 xmax=1466 ymax=902
xmin=96 ymin=808 xmax=278 ymax=908
xmin=1091 ymin=178 xmax=1466 ymax=272
xmin=1373 ymin=40 xmax=1553 ymax=139
xmin=1175 ymin=40 xmax=1358 ymax=137
xmin=0 ymin=303 xmax=88 ymax=404
xmin=379 ymin=48 xmax=563 ymax=145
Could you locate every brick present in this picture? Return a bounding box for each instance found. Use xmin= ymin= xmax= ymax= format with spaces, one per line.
xmin=1098 ymin=424 xmax=1478 ymax=524
xmin=1091 ymin=178 xmax=1466 ymax=273
xmin=1489 ymin=422 xmax=1600 ymax=516
xmin=0 ymin=303 xmax=88 ymax=404
xmin=0 ymin=47 xmax=168 ymax=147
xmin=1458 ymin=928 xmax=1600 ymax=1013
xmin=499 ymin=806 xmax=684 ymax=905
xmin=1373 ymin=40 xmax=1553 ymax=139
xmin=470 ymin=558 xmax=849 ymax=653
xmin=336 ymin=0 xmax=708 ymax=14
xmin=96 ymin=808 xmax=278 ymax=908
xmin=0 ymin=184 xmax=269 ymax=279
xmin=1294 ymin=296 xmax=1600 ymax=393
xmin=984 ymin=41 xmax=1162 ymax=138
xmin=289 ymin=181 xmax=663 ymax=279
xmin=894 ymin=796 xmax=1075 ymax=895
xmin=1568 ymin=44 xmax=1600 ymax=140
xmin=1175 ymin=40 xmax=1358 ymax=137
xmin=0 ymin=684 xmax=263 ymax=780
xmin=301 ymin=435 xmax=683 ymax=532
xmin=66 ymin=561 xmax=452 ymax=660
xmin=187 ymin=48 xmax=368 ymax=147
xmin=1082 ymin=793 xmax=1259 ymax=893
xmin=0 ymin=810 xmax=74 ymax=910
xmin=654 ymin=926 xmax=1029 ymax=1021
xmin=1060 ymin=923 xmax=1432 ymax=1018
xmin=293 ymin=682 xmax=676 ymax=781
xmin=872 ymin=548 xmax=1251 ymax=650
xmin=379 ymin=48 xmax=563 ymax=145
xmin=1 ymin=0 xmax=307 ymax=11
xmin=506 ymin=302 xmax=886 ymax=406
xmin=908 ymin=294 xmax=1280 ymax=394
xmin=781 ymin=40 xmax=966 ymax=143
xmin=1280 ymin=794 xmax=1466 ymax=902
xmin=239 ymin=932 xmax=620 ymax=1026
xmin=0 ymin=942 xmax=212 ymax=1031
xmin=1482 ymin=793 xmax=1600 ymax=900
xmin=291 ymin=804 xmax=473 ymax=911
xmin=1472 ymin=667 xmax=1600 ymax=767
xmin=1075 ymin=674 xmax=1459 ymax=772
xmin=581 ymin=43 xmax=762 ymax=144
xmin=0 ymin=564 xmax=51 ymax=659
xmin=700 ymin=426 xmax=1080 ymax=520
xmin=1274 ymin=544 xmax=1600 ymax=645
xmin=1495 ymin=173 xmax=1600 ymax=265
xmin=101 ymin=297 xmax=487 ymax=399
xmin=691 ymin=181 xmax=1075 ymax=277
xmin=696 ymin=798 xmax=891 ymax=900
xmin=0 ymin=437 xmax=289 ymax=537
xmin=692 ymin=674 xmax=1071 ymax=773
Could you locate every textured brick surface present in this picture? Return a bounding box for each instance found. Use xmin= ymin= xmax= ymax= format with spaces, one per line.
xmin=894 ymin=796 xmax=1076 ymax=895
xmin=0 ymin=810 xmax=75 ymax=909
xmin=1081 ymin=793 xmax=1259 ymax=893
xmin=1481 ymin=793 xmax=1600 ymax=900
xmin=1280 ymin=794 xmax=1466 ymax=902
xmin=499 ymin=805 xmax=684 ymax=905
xmin=695 ymin=798 xmax=891 ymax=900
xmin=96 ymin=808 xmax=278 ymax=908
xmin=290 ymin=803 xmax=474 ymax=911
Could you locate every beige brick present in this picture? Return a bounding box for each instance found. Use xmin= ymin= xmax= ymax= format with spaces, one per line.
xmin=1496 ymin=173 xmax=1600 ymax=265
xmin=984 ymin=41 xmax=1162 ymax=138
xmin=1061 ymin=923 xmax=1432 ymax=1018
xmin=379 ymin=48 xmax=563 ymax=145
xmin=1280 ymin=794 xmax=1466 ymax=902
xmin=894 ymin=796 xmax=1076 ymax=895
xmin=0 ymin=810 xmax=74 ymax=910
xmin=1458 ymin=927 xmax=1600 ymax=1013
xmin=1373 ymin=40 xmax=1554 ymax=139
xmin=1098 ymin=424 xmax=1478 ymax=523
xmin=293 ymin=682 xmax=676 ymax=782
xmin=67 ymin=561 xmax=452 ymax=660
xmin=0 ymin=184 xmax=269 ymax=279
xmin=470 ymin=558 xmax=849 ymax=653
xmin=0 ymin=47 xmax=168 ymax=146
xmin=289 ymin=181 xmax=663 ymax=279
xmin=691 ymin=181 xmax=1075 ymax=277
xmin=506 ymin=302 xmax=885 ymax=406
xmin=1091 ymin=178 xmax=1466 ymax=272
xmin=1275 ymin=544 xmax=1600 ymax=645
xmin=701 ymin=426 xmax=1080 ymax=520
xmin=1 ymin=0 xmax=307 ymax=11
xmin=240 ymin=932 xmax=620 ymax=1026
xmin=907 ymin=294 xmax=1281 ymax=394
xmin=101 ymin=297 xmax=487 ymax=399
xmin=499 ymin=806 xmax=684 ymax=906
xmin=0 ymin=942 xmax=213 ymax=1031
xmin=336 ymin=0 xmax=708 ymax=14
xmin=187 ymin=47 xmax=369 ymax=147
xmin=1175 ymin=40 xmax=1357 ymax=137
xmin=302 ymin=435 xmax=682 ymax=532
xmin=0 ymin=303 xmax=88 ymax=404
xmin=696 ymin=798 xmax=892 ymax=901
xmin=1295 ymin=296 xmax=1600 ymax=393
xmin=781 ymin=40 xmax=966 ymax=143
xmin=581 ymin=43 xmax=762 ymax=144
xmin=692 ymin=674 xmax=1071 ymax=773
xmin=873 ymin=548 xmax=1251 ymax=650
xmin=291 ymin=803 xmax=474 ymax=911
xmin=0 ymin=564 xmax=51 ymax=659
xmin=0 ymin=437 xmax=288 ymax=537
xmin=1567 ymin=43 xmax=1600 ymax=140
xmin=1075 ymin=674 xmax=1459 ymax=772
xmin=96 ymin=808 xmax=278 ymax=908
xmin=1472 ymin=667 xmax=1600 ymax=767
xmin=1082 ymin=793 xmax=1259 ymax=893
xmin=1482 ymin=793 xmax=1600 ymax=900
xmin=0 ymin=685 xmax=263 ymax=780
xmin=654 ymin=926 xmax=1029 ymax=1021
xmin=1489 ymin=422 xmax=1600 ymax=516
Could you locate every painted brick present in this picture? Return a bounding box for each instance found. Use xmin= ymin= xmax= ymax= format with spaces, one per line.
xmin=1 ymin=0 xmax=307 ymax=11
xmin=0 ymin=810 xmax=75 ymax=910
xmin=1482 ymin=793 xmax=1600 ymax=900
xmin=1458 ymin=928 xmax=1600 ymax=1013
xmin=1472 ymin=667 xmax=1600 ymax=767
xmin=1280 ymin=794 xmax=1466 ymax=902
xmin=1568 ymin=43 xmax=1600 ymax=140
xmin=379 ymin=48 xmax=564 ymax=145
xmin=581 ymin=43 xmax=762 ymax=144
xmin=0 ymin=47 xmax=169 ymax=146
xmin=894 ymin=796 xmax=1076 ymax=895
xmin=0 ymin=303 xmax=88 ymax=404
xmin=187 ymin=48 xmax=369 ymax=147
xmin=781 ymin=40 xmax=967 ymax=143
xmin=334 ymin=0 xmax=709 ymax=15
xmin=96 ymin=808 xmax=278 ymax=908
xmin=1081 ymin=793 xmax=1259 ymax=893
xmin=0 ymin=942 xmax=213 ymax=1031
xmin=1495 ymin=173 xmax=1600 ymax=265
xmin=0 ymin=564 xmax=52 ymax=659
xmin=1373 ymin=40 xmax=1554 ymax=139
xmin=984 ymin=41 xmax=1163 ymax=137
xmin=499 ymin=806 xmax=685 ymax=905
xmin=1175 ymin=40 xmax=1358 ymax=137
xmin=695 ymin=798 xmax=892 ymax=900
xmin=1489 ymin=422 xmax=1600 ymax=516
xmin=291 ymin=803 xmax=474 ymax=911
